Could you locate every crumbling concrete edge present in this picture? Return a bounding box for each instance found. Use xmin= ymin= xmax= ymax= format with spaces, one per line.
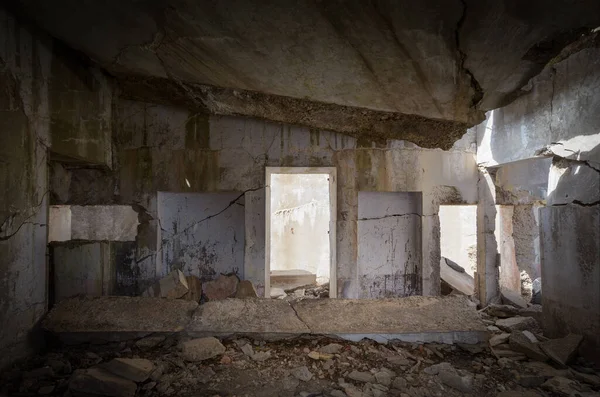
xmin=335 ymin=330 xmax=489 ymax=345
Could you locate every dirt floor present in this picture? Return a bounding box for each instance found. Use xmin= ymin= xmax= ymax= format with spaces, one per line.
xmin=1 ymin=330 xmax=598 ymax=397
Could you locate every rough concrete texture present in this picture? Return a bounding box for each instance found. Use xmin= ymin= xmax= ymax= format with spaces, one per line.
xmin=477 ymin=167 xmax=500 ymax=305
xmin=494 ymin=158 xmax=551 ymax=204
xmin=52 ymin=242 xmax=113 ymax=302
xmin=43 ymin=296 xmax=198 ymax=333
xmin=357 ymin=192 xmax=422 ymax=298
xmin=188 ymin=299 xmax=311 ymax=336
xmin=0 ymin=9 xmax=114 ymax=369
xmin=477 ymin=45 xmax=600 ymax=166
xmin=291 ymin=296 xmax=486 ymax=341
xmin=440 ymin=258 xmax=475 ymax=296
xmin=70 ymin=206 xmax=139 ymax=241
xmin=547 ymin=158 xmax=600 ymax=206
xmin=540 ymin=205 xmax=600 ymax=360
xmin=512 ymin=205 xmax=542 ymax=281
xmin=496 ymin=205 xmax=520 ymax=293
xmin=73 ymin=103 xmax=478 ymax=298
xmin=49 ymin=206 xmax=71 ymax=242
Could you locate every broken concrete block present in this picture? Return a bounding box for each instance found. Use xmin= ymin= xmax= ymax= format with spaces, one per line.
xmin=104 ymin=358 xmax=154 ymax=382
xmin=181 ymin=275 xmax=202 ymax=302
xmin=159 ymin=270 xmax=189 ymax=298
xmin=518 ymin=305 xmax=543 ymax=324
xmin=485 ymin=304 xmax=520 ymax=318
xmin=541 ymin=376 xmax=582 ymax=396
xmin=135 ymin=335 xmax=166 ymax=349
xmin=290 ymin=365 xmax=313 ymax=382
xmin=496 ymin=316 xmax=539 ymax=333
xmin=348 ymin=370 xmax=375 ymax=383
xmin=438 ymin=370 xmax=473 ymax=393
xmin=539 ymin=334 xmax=583 ymax=367
xmin=319 ymin=343 xmax=343 ymax=354
xmin=203 ymin=274 xmax=239 ymax=301
xmin=235 ymin=280 xmax=258 ymax=298
xmin=270 ymin=287 xmax=286 ymax=298
xmin=509 ymin=331 xmax=547 ymax=361
xmin=489 ymin=333 xmax=511 ymax=347
xmin=501 ymin=289 xmax=528 ymax=309
xmin=179 ymin=337 xmax=226 ymax=362
xmin=440 ymin=257 xmax=474 ymax=296
xmin=69 ymin=367 xmax=137 ymax=397
xmin=142 ymin=270 xmax=189 ymax=299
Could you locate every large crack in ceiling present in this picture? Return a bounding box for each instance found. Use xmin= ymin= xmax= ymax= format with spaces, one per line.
xmin=6 ymin=0 xmax=600 ymax=148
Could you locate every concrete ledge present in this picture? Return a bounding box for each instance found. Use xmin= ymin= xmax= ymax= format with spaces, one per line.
xmin=187 ymin=299 xmax=310 ymax=335
xmin=44 ymin=296 xmax=487 ymax=345
xmin=43 ymin=296 xmax=198 ymax=333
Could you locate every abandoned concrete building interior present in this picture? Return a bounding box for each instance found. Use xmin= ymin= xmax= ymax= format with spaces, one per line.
xmin=1 ymin=1 xmax=599 ymax=396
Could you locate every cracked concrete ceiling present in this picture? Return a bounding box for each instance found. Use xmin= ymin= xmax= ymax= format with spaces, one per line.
xmin=8 ymin=0 xmax=600 ymax=148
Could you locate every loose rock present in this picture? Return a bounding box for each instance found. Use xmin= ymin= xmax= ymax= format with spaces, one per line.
xmin=103 ymin=358 xmax=155 ymax=382
xmin=69 ymin=368 xmax=137 ymax=397
xmin=181 ymin=275 xmax=203 ymax=302
xmin=135 ymin=335 xmax=166 ymax=349
xmin=539 ymin=334 xmax=583 ymax=367
xmin=501 ymin=289 xmax=528 ymax=309
xmin=348 ymin=370 xmax=375 ymax=383
xmin=290 ymin=366 xmax=313 ymax=382
xmin=179 ymin=337 xmax=226 ymax=362
xmin=235 ymin=280 xmax=258 ymax=298
xmin=509 ymin=331 xmax=547 ymax=362
xmin=203 ymin=274 xmax=239 ymax=300
xmin=319 ymin=343 xmax=343 ymax=354
xmin=490 ymin=333 xmax=511 ymax=347
xmin=496 ymin=317 xmax=539 ymax=333
xmin=142 ymin=269 xmax=189 ymax=299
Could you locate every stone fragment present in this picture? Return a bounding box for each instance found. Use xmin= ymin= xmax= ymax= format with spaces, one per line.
xmin=521 ymin=330 xmax=538 ymax=343
xmin=438 ymin=370 xmax=473 ymax=393
xmin=281 ymin=376 xmax=300 ymax=390
xmin=424 ymin=362 xmax=454 ymax=375
xmin=501 ymin=289 xmax=528 ymax=309
xmin=241 ymin=343 xmax=254 ymax=357
xmin=518 ymin=305 xmax=542 ymax=323
xmin=104 ymin=358 xmax=155 ymax=382
xmin=348 ymin=370 xmax=375 ymax=383
xmin=392 ymin=376 xmax=407 ymax=390
xmin=489 ymin=333 xmax=511 ymax=347
xmin=142 ymin=270 xmax=189 ymax=299
xmin=374 ymin=370 xmax=393 ymax=386
xmin=516 ymin=361 xmax=569 ymax=387
xmin=179 ymin=337 xmax=226 ymax=362
xmin=251 ymin=351 xmax=271 ymax=362
xmin=319 ymin=343 xmax=343 ymax=354
xmin=509 ymin=331 xmax=547 ymax=361
xmin=485 ymin=304 xmax=520 ymax=318
xmin=570 ymin=369 xmax=600 ymax=387
xmin=181 ymin=275 xmax=202 ymax=302
xmin=496 ymin=316 xmax=539 ymax=333
xmin=270 ymin=287 xmax=286 ymax=298
xmin=308 ymin=351 xmax=333 ymax=360
xmin=487 ymin=325 xmax=501 ymax=332
xmin=330 ymin=390 xmax=347 ymax=397
xmin=69 ymin=368 xmax=137 ymax=397
xmin=541 ymin=376 xmax=582 ymax=396
xmin=539 ymin=334 xmax=583 ymax=367
xmin=204 ymin=274 xmax=240 ymax=300
xmin=290 ymin=366 xmax=313 ymax=382
xmin=387 ymin=356 xmax=413 ymax=366
xmin=135 ymin=335 xmax=166 ymax=349
xmin=235 ymin=280 xmax=258 ymax=298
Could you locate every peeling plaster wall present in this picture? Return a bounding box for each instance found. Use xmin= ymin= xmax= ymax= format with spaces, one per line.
xmin=357 ymin=192 xmax=422 ymax=298
xmin=0 ymin=9 xmax=115 ymax=368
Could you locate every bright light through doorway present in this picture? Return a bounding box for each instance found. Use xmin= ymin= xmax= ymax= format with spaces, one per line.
xmin=265 ymin=167 xmax=337 ymax=299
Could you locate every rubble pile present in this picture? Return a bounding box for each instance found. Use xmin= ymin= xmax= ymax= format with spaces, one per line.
xmin=1 ymin=325 xmax=598 ymax=397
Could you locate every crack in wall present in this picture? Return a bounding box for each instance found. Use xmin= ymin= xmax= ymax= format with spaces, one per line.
xmin=358 ymin=213 xmax=421 ymax=221
xmin=456 ymin=0 xmax=483 ymax=108
xmin=288 ymin=302 xmax=312 ymax=333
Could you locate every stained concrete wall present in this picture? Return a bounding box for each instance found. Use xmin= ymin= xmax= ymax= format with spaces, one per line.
xmin=357 ymin=192 xmax=422 ymax=298
xmin=439 ymin=205 xmax=477 ymax=276
xmin=540 ymin=205 xmax=600 ymax=359
xmin=270 ymin=174 xmax=330 ymax=283
xmin=157 ymin=192 xmax=246 ymax=281
xmin=49 ymin=205 xmax=138 ymax=242
xmin=0 ymin=9 xmax=114 ymax=369
xmin=52 ymin=98 xmax=477 ymax=298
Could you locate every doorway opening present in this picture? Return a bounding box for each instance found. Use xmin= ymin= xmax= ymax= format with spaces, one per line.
xmin=265 ymin=167 xmax=337 ymax=299
xmin=438 ymin=205 xmax=477 ymax=296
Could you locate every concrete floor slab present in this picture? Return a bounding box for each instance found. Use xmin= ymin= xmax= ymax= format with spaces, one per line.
xmin=44 ymin=295 xmax=487 ymax=345
xmin=43 ymin=296 xmax=198 ymax=333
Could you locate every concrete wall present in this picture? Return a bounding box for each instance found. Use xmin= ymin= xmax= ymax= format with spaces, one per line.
xmin=270 ymin=174 xmax=330 ymax=283
xmin=439 ymin=205 xmax=477 ymax=276
xmin=157 ymin=192 xmax=246 ymax=281
xmin=357 ymin=192 xmax=422 ymax=298
xmin=540 ymin=205 xmax=600 ymax=359
xmin=0 ymin=9 xmax=113 ymax=368
xmin=49 ymin=205 xmax=138 ymax=242
xmin=51 ymin=98 xmax=478 ymax=298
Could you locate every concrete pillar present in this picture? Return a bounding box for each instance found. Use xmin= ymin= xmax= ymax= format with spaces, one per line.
xmin=477 ymin=167 xmax=500 ymax=305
